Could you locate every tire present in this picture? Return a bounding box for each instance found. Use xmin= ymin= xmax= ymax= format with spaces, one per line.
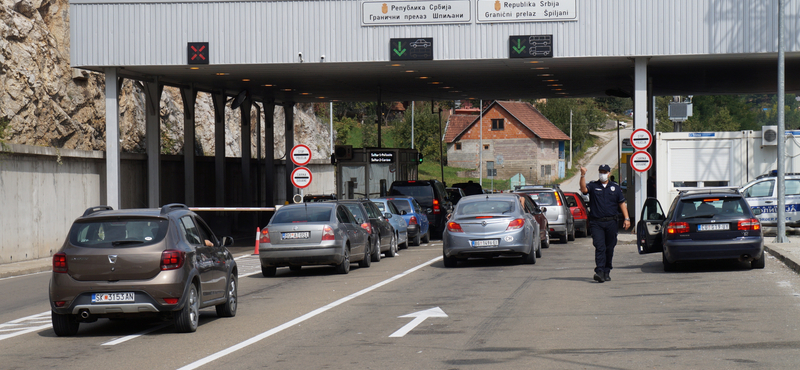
xmin=174 ymin=284 xmax=199 ymax=333
xmin=523 ymin=249 xmax=537 ymax=265
xmin=261 ymin=266 xmax=277 ymax=277
xmin=751 ymin=253 xmax=766 ymax=269
xmin=542 ymin=231 xmax=550 ymax=249
xmin=443 ymin=253 xmax=458 ymax=268
xmin=662 ymin=253 xmax=677 ymax=272
xmin=422 ymin=228 xmax=431 ymax=244
xmin=359 ymin=244 xmax=372 ymax=268
xmin=336 ymin=246 xmax=351 ymax=274
xmin=289 ymin=265 xmax=302 ymax=272
xmin=215 ymin=275 xmax=237 ymax=318
xmin=560 ymin=232 xmax=568 ymax=244
xmin=568 ymin=224 xmax=576 ymax=241
xmin=577 ymin=225 xmax=587 ymax=238
xmin=411 ymin=232 xmax=421 ymax=246
xmin=535 ymin=241 xmax=542 ymax=258
xmin=386 ymin=234 xmax=397 ymax=257
xmin=51 ymin=311 xmax=79 ymax=337
xmin=371 ymin=237 xmax=381 ymax=262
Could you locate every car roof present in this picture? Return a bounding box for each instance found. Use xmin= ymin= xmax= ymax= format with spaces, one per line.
xmin=677 ymin=187 xmax=743 ymax=199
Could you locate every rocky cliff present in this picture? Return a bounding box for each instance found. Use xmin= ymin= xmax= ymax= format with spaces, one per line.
xmin=0 ymin=0 xmax=332 ymax=159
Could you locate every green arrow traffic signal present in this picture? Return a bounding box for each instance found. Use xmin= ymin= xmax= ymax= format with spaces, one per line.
xmin=512 ymin=39 xmax=525 ymax=54
xmin=393 ymin=42 xmax=407 ymax=57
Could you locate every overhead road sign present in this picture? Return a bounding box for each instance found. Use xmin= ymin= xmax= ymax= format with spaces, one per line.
xmin=509 ymin=35 xmax=553 ymax=59
xmin=290 ymin=144 xmax=312 ymax=166
xmin=291 ymin=167 xmax=313 ymax=189
xmin=478 ymin=0 xmax=577 ymax=23
xmin=630 ymin=129 xmax=653 ymax=150
xmin=630 ymin=151 xmax=653 ymax=172
xmin=187 ymin=42 xmax=209 ymax=65
xmin=390 ymin=38 xmax=433 ymax=61
xmin=362 ymin=1 xmax=471 ymax=26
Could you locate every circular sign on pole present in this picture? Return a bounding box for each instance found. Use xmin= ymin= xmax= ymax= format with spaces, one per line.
xmin=290 ymin=144 xmax=312 ymax=166
xmin=630 ymin=150 xmax=653 ymax=172
xmin=630 ymin=129 xmax=653 ymax=150
xmin=291 ymin=167 xmax=313 ymax=188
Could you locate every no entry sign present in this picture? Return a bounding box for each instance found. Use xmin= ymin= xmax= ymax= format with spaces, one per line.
xmin=630 ymin=151 xmax=653 ymax=172
xmin=291 ymin=167 xmax=313 ymax=188
xmin=290 ymin=144 xmax=312 ymax=166
xmin=630 ymin=129 xmax=653 ymax=150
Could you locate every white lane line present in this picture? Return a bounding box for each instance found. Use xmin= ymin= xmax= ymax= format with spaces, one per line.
xmin=102 ymin=323 xmax=172 ymax=346
xmin=0 ymin=311 xmax=52 ymax=341
xmin=177 ymin=255 xmax=444 ymax=370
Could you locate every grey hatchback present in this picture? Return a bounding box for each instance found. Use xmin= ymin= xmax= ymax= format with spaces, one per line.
xmin=50 ymin=204 xmax=238 ymax=336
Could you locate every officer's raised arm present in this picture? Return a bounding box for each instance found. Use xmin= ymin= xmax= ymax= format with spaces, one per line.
xmin=579 ymin=166 xmax=588 ymax=194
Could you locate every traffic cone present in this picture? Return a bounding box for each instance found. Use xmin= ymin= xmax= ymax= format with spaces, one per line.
xmin=254 ymin=227 xmax=260 ymax=255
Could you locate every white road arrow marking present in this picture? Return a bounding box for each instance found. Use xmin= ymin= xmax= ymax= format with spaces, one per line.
xmin=389 ymin=307 xmax=448 ymax=338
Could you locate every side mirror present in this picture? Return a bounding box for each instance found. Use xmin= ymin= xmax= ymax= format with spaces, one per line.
xmin=384 ymin=212 xmax=393 ymax=219
xmin=221 ymin=236 xmax=234 ymax=247
xmin=753 ymin=208 xmax=762 ymax=215
xmin=541 ymin=207 xmax=547 ymax=213
xmin=401 ymin=210 xmax=407 ymax=215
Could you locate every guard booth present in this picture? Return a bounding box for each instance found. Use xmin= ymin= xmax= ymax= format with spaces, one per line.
xmin=335 ymin=147 xmax=420 ymax=199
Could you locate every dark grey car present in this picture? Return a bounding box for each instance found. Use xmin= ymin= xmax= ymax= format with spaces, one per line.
xmin=339 ymin=200 xmax=396 ymax=262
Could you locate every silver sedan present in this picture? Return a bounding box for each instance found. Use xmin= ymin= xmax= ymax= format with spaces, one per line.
xmin=442 ymin=194 xmax=540 ymax=267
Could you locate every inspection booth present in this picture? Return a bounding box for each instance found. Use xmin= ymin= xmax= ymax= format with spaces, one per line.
xmin=335 ymin=147 xmax=420 ymax=199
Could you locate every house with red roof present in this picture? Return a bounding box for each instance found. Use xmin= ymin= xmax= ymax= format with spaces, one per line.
xmin=444 ymin=101 xmax=571 ymax=184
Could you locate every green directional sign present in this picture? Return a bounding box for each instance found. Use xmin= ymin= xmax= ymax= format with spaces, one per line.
xmin=509 ymin=35 xmax=553 ymax=59
xmin=390 ymin=38 xmax=433 ymax=61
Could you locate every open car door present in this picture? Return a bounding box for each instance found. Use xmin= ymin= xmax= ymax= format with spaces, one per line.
xmin=637 ymin=197 xmax=666 ymax=254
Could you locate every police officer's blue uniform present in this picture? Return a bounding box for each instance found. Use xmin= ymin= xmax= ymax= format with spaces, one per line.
xmin=583 ymin=175 xmax=626 ymax=280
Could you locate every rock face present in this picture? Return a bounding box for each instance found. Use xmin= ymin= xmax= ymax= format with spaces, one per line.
xmin=0 ymin=0 xmax=332 ymax=159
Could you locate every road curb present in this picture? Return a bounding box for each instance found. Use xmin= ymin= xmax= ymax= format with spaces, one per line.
xmin=765 ymin=245 xmax=800 ymax=275
xmin=0 ymin=260 xmax=51 ymax=279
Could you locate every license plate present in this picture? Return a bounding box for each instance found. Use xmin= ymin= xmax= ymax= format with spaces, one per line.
xmin=92 ymin=292 xmax=134 ymax=303
xmin=697 ymin=223 xmax=730 ymax=231
xmin=282 ymin=232 xmax=310 ymax=240
xmin=471 ymin=239 xmax=500 ymax=247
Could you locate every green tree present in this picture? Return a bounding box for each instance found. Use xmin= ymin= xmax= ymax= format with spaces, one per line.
xmin=394 ymin=101 xmax=444 ymax=162
xmin=655 ymin=96 xmax=674 ymax=132
xmin=530 ymin=98 xmax=605 ymax=153
xmin=682 ymin=95 xmax=756 ymax=131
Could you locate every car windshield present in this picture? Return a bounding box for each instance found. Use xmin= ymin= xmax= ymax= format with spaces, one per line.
xmin=389 ymin=185 xmax=434 ymax=206
xmin=390 ymin=200 xmax=412 ymax=214
xmin=69 ymin=218 xmax=169 ymax=248
xmin=458 ymin=200 xmax=515 ymax=215
xmin=525 ymin=191 xmax=556 ymax=206
xmin=272 ymin=206 xmax=332 ymax=223
xmin=678 ymin=197 xmax=748 ymax=219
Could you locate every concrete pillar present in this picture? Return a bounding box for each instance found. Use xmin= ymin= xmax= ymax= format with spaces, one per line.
xmin=181 ymin=87 xmax=197 ymax=206
xmin=284 ymin=102 xmax=295 ymax=204
xmin=264 ymin=101 xmax=275 ymax=207
xmin=633 ymin=57 xmax=648 ymax=226
xmin=213 ymin=92 xmax=227 ymax=206
xmin=240 ymin=98 xmax=252 ymax=206
xmin=104 ymin=68 xmax=121 ymax=209
xmin=143 ymin=80 xmax=163 ymax=208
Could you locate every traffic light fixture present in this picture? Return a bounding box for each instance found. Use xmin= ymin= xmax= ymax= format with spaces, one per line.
xmin=417 ymin=153 xmax=424 ymax=164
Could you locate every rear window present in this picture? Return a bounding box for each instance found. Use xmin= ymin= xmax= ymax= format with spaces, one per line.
xmin=69 ymin=219 xmax=168 ymax=248
xmin=389 ymin=185 xmax=434 ymax=206
xmin=272 ymin=206 xmax=332 ymax=223
xmin=458 ymin=200 xmax=515 ymax=215
xmin=343 ymin=204 xmax=367 ymax=223
xmin=678 ymin=197 xmax=748 ymax=219
xmin=524 ymin=191 xmax=556 ymax=206
xmin=390 ymin=200 xmax=412 ymax=214
xmin=374 ymin=202 xmax=386 ymax=212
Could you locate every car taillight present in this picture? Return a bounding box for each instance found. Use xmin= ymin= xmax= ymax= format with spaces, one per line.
xmin=572 ymin=208 xmax=583 ymax=217
xmin=163 ymin=298 xmax=179 ymax=305
xmin=667 ymin=222 xmax=690 ymax=234
xmin=555 ymin=192 xmax=562 ymax=206
xmin=433 ymin=199 xmax=441 ymax=214
xmin=361 ymin=222 xmax=372 ymax=234
xmin=161 ymin=250 xmax=185 ymax=271
xmin=260 ymin=228 xmax=271 ymax=244
xmin=53 ymin=252 xmax=67 ymax=273
xmin=322 ymin=225 xmax=336 ymax=240
xmin=409 ymin=216 xmax=418 ymax=225
xmin=506 ymin=218 xmax=525 ymax=231
xmin=738 ymin=219 xmax=761 ymax=231
xmin=53 ymin=301 xmax=66 ymax=307
xmin=447 ymin=222 xmax=463 ymax=232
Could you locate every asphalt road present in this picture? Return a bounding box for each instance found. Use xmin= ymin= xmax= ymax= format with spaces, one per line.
xmin=3 ymin=237 xmax=800 ymax=369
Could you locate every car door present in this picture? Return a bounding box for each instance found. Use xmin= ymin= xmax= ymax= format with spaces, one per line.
xmin=786 ymin=179 xmax=800 ymax=225
xmin=520 ymin=196 xmax=540 ymax=242
xmin=178 ymin=215 xmax=218 ymax=299
xmin=741 ymin=178 xmax=775 ymax=224
xmin=366 ymin=202 xmax=392 ymax=247
xmin=195 ymin=216 xmax=227 ymax=300
xmin=636 ymin=198 xmax=666 ymax=254
xmin=343 ymin=205 xmax=368 ymax=257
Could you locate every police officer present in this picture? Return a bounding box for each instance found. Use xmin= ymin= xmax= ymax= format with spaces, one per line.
xmin=580 ymin=164 xmax=630 ymax=283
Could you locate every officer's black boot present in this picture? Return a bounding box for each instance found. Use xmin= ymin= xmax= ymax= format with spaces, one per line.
xmin=593 ymin=271 xmax=604 ymax=283
xmin=604 ymin=272 xmax=611 ymax=281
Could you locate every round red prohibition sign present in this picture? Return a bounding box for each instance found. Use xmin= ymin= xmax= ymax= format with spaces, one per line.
xmin=291 ymin=167 xmax=313 ymax=188
xmin=290 ymin=144 xmax=312 ymax=166
xmin=630 ymin=150 xmax=653 ymax=172
xmin=630 ymin=129 xmax=653 ymax=151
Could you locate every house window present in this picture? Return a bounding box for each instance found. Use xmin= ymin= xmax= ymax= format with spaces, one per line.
xmin=484 ymin=144 xmax=490 ymax=150
xmin=491 ymin=119 xmax=504 ymax=130
xmin=455 ymin=142 xmax=462 ymax=150
xmin=540 ymin=165 xmax=552 ymax=178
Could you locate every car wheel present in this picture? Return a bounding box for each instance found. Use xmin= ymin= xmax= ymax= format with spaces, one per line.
xmin=371 ymin=237 xmax=381 ymax=262
xmin=535 ymin=240 xmax=542 ymax=258
xmin=289 ymin=265 xmax=302 ymax=272
xmin=662 ymin=253 xmax=677 ymax=272
xmin=751 ymin=253 xmax=766 ymax=269
xmin=443 ymin=253 xmax=458 ymax=268
xmin=51 ymin=311 xmax=80 ymax=337
xmin=261 ymin=266 xmax=277 ymax=277
xmin=174 ymin=284 xmax=199 ymax=333
xmin=412 ymin=232 xmax=421 ymax=246
xmin=422 ymin=228 xmax=431 ymax=244
xmin=542 ymin=231 xmax=550 ymax=249
xmin=568 ymin=224 xmax=576 ymax=241
xmin=336 ymin=246 xmax=351 ymax=274
xmin=359 ymin=244 xmax=372 ymax=268
xmin=560 ymin=232 xmax=568 ymax=244
xmin=523 ymin=249 xmax=537 ymax=265
xmin=215 ymin=275 xmax=237 ymax=318
xmin=386 ymin=234 xmax=397 ymax=257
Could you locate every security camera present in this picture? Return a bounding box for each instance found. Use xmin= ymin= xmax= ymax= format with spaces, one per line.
xmin=321 ymin=55 xmax=325 ymax=61
xmin=298 ymin=52 xmax=302 ymax=57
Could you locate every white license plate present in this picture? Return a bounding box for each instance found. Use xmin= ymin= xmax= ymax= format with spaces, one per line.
xmin=472 ymin=239 xmax=500 ymax=247
xmin=698 ymin=223 xmax=730 ymax=231
xmin=282 ymin=232 xmax=310 ymax=240
xmin=92 ymin=292 xmax=134 ymax=303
